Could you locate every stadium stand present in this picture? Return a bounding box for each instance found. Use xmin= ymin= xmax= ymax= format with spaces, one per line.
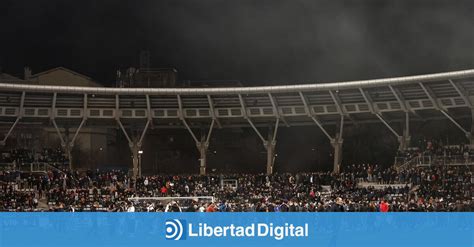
xmin=1 ymin=161 xmax=472 ymax=212
xmin=0 ymin=69 xmax=473 ymax=212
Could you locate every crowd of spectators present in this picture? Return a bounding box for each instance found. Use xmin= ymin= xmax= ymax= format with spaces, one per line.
xmin=396 ymin=140 xmax=472 ymax=160
xmin=1 ymin=163 xmax=472 ymax=212
xmin=0 ymin=148 xmax=67 ymax=165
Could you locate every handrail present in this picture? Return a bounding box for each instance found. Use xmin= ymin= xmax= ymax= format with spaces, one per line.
xmin=1 ymin=69 xmax=474 ymax=95
xmin=395 ymin=155 xmax=419 ymax=171
xmin=396 ymin=154 xmax=474 ymax=168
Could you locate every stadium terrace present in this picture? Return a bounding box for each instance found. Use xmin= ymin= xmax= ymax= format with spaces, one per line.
xmin=0 ymin=69 xmax=473 ymax=213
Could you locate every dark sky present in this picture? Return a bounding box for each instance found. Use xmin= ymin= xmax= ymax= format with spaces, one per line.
xmin=1 ymin=0 xmax=474 ymax=85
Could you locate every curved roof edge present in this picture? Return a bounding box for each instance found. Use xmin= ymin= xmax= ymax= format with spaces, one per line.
xmin=1 ymin=69 xmax=474 ymax=95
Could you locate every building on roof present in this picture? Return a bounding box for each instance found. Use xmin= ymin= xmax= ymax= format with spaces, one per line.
xmin=116 ymin=67 xmax=178 ymax=88
xmin=0 ymin=72 xmax=25 ymax=83
xmin=27 ymin=67 xmax=102 ymax=87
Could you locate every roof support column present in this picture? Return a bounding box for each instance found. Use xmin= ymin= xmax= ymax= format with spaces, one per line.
xmin=399 ymin=112 xmax=411 ymax=151
xmin=265 ymin=119 xmax=279 ymax=175
xmin=467 ymin=93 xmax=474 ymax=147
xmin=117 ymin=119 xmax=137 ymax=178
xmin=179 ymin=95 xmax=216 ymax=175
xmin=66 ymin=94 xmax=88 ymax=169
xmin=331 ymin=134 xmax=343 ymax=174
xmin=50 ymin=93 xmax=66 ymax=149
xmin=197 ymin=119 xmax=214 ymax=175
xmin=300 ymin=92 xmax=344 ymax=172
xmin=130 ymin=142 xmax=140 ymax=180
xmin=117 ymin=121 xmax=150 ymax=179
xmin=330 ymin=116 xmax=344 ymax=173
xmin=239 ymin=94 xmax=279 ymax=174
xmin=198 ymin=136 xmax=208 ymax=176
xmin=360 ymin=88 xmax=408 ymax=150
xmin=470 ymin=108 xmax=474 ymax=145
xmin=116 ymin=94 xmax=150 ymax=179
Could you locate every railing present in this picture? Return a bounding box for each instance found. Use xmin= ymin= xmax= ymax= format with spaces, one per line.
xmin=395 ymin=154 xmax=474 ymax=170
xmin=0 ymin=162 xmax=15 ymax=171
xmin=434 ymin=155 xmax=474 ymax=166
xmin=394 ymin=155 xmax=432 ymax=171
xmin=0 ymin=161 xmax=69 ymax=173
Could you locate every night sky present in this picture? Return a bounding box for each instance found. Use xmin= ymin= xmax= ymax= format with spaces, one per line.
xmin=2 ymin=0 xmax=474 ymax=86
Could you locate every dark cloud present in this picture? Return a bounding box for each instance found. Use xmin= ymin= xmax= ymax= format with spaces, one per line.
xmin=1 ymin=0 xmax=474 ymax=85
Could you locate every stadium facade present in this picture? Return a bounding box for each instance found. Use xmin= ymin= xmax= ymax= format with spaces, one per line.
xmin=0 ymin=69 xmax=473 ymax=177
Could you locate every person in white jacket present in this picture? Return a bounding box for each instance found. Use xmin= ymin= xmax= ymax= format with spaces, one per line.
xmin=127 ymin=203 xmax=135 ymax=212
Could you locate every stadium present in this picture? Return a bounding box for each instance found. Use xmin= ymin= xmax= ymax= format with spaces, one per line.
xmin=0 ymin=68 xmax=473 ymax=212
xmin=4 ymin=3 xmax=474 ymax=247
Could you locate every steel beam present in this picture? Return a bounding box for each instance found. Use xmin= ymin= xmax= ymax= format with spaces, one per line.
xmin=116 ymin=118 xmax=150 ymax=179
xmin=19 ymin=92 xmax=25 ymax=117
xmin=83 ymin=94 xmax=88 ymax=116
xmin=115 ymin=94 xmax=120 ymax=120
xmin=330 ymin=116 xmax=344 ymax=173
xmin=145 ymin=94 xmax=153 ymax=127
xmin=51 ymin=92 xmax=57 ymax=120
xmin=70 ymin=118 xmax=86 ymax=145
xmin=359 ymin=88 xmax=376 ymax=114
xmin=440 ymin=110 xmax=470 ymax=136
xmin=193 ymin=119 xmax=215 ymax=175
xmin=268 ymin=93 xmax=289 ymax=127
xmin=330 ymin=90 xmax=356 ymax=125
xmin=388 ymin=85 xmax=422 ymax=119
xmin=419 ymin=82 xmax=440 ymax=110
xmin=206 ymin=119 xmax=215 ymax=144
xmin=299 ymin=92 xmax=333 ymax=141
xmin=266 ymin=126 xmax=276 ymax=175
xmin=239 ymin=94 xmax=266 ymax=143
xmin=331 ymin=134 xmax=343 ymax=173
xmin=361 ymin=88 xmax=410 ymax=149
xmin=207 ymin=95 xmax=222 ymax=128
xmin=399 ymin=112 xmax=411 ymax=150
xmin=471 ymin=108 xmax=474 ymax=145
xmin=388 ymin=85 xmax=408 ymax=112
xmin=115 ymin=94 xmax=150 ymax=176
xmin=328 ymin=90 xmax=345 ymax=116
xmin=420 ymin=82 xmax=470 ymax=137
xmin=51 ymin=119 xmax=66 ymax=147
xmin=375 ymin=113 xmax=401 ymax=139
xmin=116 ymin=119 xmax=132 ymax=144
xmin=138 ymin=119 xmax=151 ymax=146
xmin=177 ymin=95 xmax=199 ymax=144
xmin=1 ymin=92 xmax=25 ymax=145
xmin=449 ymin=80 xmax=472 ymax=108
xmin=0 ymin=117 xmax=20 ymax=146
xmin=301 ymin=91 xmax=344 ymax=173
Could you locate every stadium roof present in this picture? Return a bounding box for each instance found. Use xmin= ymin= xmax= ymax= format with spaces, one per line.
xmin=1 ymin=68 xmax=473 ymax=174
xmin=0 ymin=68 xmax=472 ymax=132
xmin=0 ymin=69 xmax=473 ymax=95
